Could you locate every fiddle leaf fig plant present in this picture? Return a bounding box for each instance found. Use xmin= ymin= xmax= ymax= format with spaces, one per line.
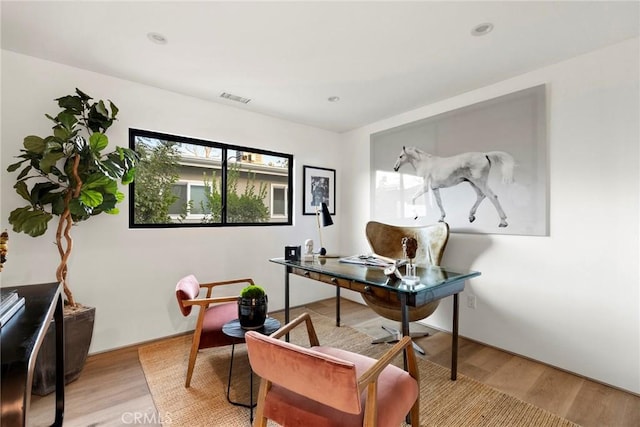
xmin=7 ymin=88 xmax=138 ymax=307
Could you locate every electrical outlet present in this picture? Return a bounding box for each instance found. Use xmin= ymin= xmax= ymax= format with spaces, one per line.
xmin=466 ymin=294 xmax=477 ymax=309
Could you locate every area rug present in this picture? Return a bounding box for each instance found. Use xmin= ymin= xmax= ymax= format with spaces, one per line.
xmin=139 ymin=309 xmax=579 ymax=426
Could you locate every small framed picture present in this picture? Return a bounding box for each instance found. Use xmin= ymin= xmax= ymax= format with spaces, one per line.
xmin=303 ymin=165 xmax=336 ymax=215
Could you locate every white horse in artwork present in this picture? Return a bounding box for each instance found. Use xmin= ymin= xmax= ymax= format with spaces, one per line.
xmin=393 ymin=146 xmax=515 ymax=227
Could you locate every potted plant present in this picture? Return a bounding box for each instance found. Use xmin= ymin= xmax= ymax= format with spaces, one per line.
xmin=6 ymin=88 xmax=138 ymax=394
xmin=238 ymin=285 xmax=268 ymax=330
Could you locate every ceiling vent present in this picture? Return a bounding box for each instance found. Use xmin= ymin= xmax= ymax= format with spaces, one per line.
xmin=220 ymin=92 xmax=251 ymax=104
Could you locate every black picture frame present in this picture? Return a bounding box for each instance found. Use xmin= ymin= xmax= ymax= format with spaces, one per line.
xmin=302 ymin=165 xmax=336 ymax=215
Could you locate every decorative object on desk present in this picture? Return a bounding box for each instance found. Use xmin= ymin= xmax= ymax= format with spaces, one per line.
xmin=401 ymin=236 xmax=420 ymax=285
xmin=315 ymin=202 xmax=334 ymax=256
xmin=285 ymin=245 xmax=301 ymax=261
xmin=5 ymin=89 xmax=138 ymax=395
xmin=238 ymin=285 xmax=268 ymax=330
xmin=302 ymin=165 xmax=335 ymax=216
xmin=302 ymin=239 xmax=314 ymax=261
xmin=0 ymin=229 xmax=8 ymax=272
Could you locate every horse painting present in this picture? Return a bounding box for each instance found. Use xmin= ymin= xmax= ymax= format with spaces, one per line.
xmin=393 ymin=146 xmax=515 ymax=227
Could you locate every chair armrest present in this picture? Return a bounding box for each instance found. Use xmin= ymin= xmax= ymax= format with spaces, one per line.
xmin=199 ymin=278 xmax=255 ymax=290
xmin=269 ymin=312 xmax=320 ymax=347
xmin=199 ymin=278 xmax=254 ymax=298
xmin=357 ymin=336 xmax=418 ymax=392
xmin=182 ymin=295 xmax=238 ymax=307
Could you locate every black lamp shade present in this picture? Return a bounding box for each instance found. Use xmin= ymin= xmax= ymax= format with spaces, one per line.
xmin=320 ymin=203 xmax=333 ymax=227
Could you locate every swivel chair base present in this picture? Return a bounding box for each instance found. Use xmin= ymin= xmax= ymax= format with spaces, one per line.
xmin=371 ymin=325 xmax=428 ymax=355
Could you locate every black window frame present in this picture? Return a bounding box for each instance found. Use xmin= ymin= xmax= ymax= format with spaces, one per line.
xmin=128 ymin=128 xmax=294 ymax=228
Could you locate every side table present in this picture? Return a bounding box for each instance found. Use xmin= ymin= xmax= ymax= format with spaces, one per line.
xmin=222 ymin=317 xmax=281 ymax=423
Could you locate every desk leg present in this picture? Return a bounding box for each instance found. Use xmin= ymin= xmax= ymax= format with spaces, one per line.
xmin=400 ymin=293 xmax=409 ymax=370
xmin=451 ymin=293 xmax=459 ymax=381
xmin=335 ymin=287 xmax=340 ymax=327
xmin=285 ymin=267 xmax=290 ymax=342
xmin=53 ymin=292 xmax=65 ymax=427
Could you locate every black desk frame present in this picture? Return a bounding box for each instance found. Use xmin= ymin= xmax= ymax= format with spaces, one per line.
xmin=271 ymin=258 xmax=480 ymax=381
xmin=1 ymin=283 xmax=64 ymax=427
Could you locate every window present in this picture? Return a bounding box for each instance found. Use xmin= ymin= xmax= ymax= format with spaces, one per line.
xmin=129 ymin=129 xmax=293 ymax=227
xmin=271 ymin=184 xmax=287 ymax=218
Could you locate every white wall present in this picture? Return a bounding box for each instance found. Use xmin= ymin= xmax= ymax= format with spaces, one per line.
xmin=2 ymin=38 xmax=638 ymax=395
xmin=339 ymin=38 xmax=640 ymax=394
xmin=0 ymin=51 xmax=341 ymax=353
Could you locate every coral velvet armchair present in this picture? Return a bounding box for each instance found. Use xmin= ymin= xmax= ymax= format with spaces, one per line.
xmin=175 ymin=275 xmax=253 ymax=387
xmin=245 ymin=313 xmax=420 ymax=427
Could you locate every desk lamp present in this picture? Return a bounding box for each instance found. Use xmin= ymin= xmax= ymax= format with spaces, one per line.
xmin=316 ymin=202 xmax=333 ymax=256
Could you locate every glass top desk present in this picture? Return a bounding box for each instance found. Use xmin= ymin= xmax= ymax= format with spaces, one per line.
xmin=270 ymin=257 xmax=480 ymax=380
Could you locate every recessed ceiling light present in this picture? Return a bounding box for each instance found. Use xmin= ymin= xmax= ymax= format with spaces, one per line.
xmin=471 ymin=23 xmax=494 ymax=36
xmin=328 ymin=96 xmax=340 ymax=102
xmin=147 ymin=32 xmax=168 ymax=44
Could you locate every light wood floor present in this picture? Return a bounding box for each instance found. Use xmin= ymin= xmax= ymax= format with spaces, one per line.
xmin=30 ymin=298 xmax=639 ymax=426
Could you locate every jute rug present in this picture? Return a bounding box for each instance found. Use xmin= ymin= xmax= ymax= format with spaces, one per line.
xmin=139 ymin=309 xmax=579 ymax=426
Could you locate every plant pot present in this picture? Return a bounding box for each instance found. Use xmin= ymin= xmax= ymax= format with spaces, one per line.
xmin=31 ymin=305 xmax=95 ymax=396
xmin=238 ymin=296 xmax=268 ymax=330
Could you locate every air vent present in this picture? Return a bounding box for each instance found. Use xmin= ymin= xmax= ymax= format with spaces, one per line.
xmin=220 ymin=92 xmax=251 ymax=104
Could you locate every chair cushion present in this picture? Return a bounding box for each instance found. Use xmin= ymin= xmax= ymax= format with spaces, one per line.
xmin=199 ymin=302 xmax=245 ymax=349
xmin=251 ymin=339 xmax=418 ymax=427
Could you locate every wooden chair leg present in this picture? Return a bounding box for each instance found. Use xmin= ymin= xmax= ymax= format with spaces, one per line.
xmin=185 ymin=339 xmax=199 ymax=387
xmin=253 ymin=378 xmax=270 ymax=427
xmin=186 ymin=313 xmax=205 ymax=387
xmin=409 ymin=397 xmax=420 ymax=426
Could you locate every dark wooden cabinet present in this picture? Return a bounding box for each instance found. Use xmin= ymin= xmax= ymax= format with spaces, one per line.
xmin=1 ymin=283 xmax=64 ymax=426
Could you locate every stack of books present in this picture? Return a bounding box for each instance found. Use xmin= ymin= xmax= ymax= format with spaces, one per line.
xmin=0 ymin=289 xmax=25 ymax=327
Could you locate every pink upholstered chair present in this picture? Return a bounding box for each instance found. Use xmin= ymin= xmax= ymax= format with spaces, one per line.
xmin=175 ymin=275 xmax=253 ymax=387
xmin=245 ymin=313 xmax=420 ymax=427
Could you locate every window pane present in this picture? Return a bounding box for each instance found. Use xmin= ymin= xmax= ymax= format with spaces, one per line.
xmin=272 ymin=186 xmax=286 ymax=216
xmin=168 ymin=184 xmax=187 ymax=215
xmin=130 ymin=129 xmax=292 ymax=227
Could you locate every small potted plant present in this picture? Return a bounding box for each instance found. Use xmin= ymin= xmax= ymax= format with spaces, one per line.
xmin=238 ymin=284 xmax=268 ymax=330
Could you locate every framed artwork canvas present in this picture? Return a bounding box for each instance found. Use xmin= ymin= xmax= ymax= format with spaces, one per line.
xmin=303 ymin=165 xmax=336 ymax=215
xmin=370 ymin=85 xmax=547 ymax=236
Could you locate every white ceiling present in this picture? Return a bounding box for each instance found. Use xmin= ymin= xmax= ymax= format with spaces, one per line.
xmin=2 ymin=1 xmax=638 ymax=133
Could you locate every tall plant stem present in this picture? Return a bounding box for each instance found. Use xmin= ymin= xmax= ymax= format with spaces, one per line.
xmin=55 ymin=154 xmax=82 ymax=307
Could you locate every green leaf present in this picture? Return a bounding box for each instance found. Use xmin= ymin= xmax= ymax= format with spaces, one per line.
xmin=24 ymin=136 xmax=45 ymax=153
xmin=100 ymin=179 xmax=118 ymax=195
xmin=13 ymin=181 xmax=31 ymax=202
xmin=80 ymin=189 xmax=103 ymax=207
xmin=83 ymin=173 xmax=112 ymax=189
xmin=69 ymin=198 xmax=92 ymax=218
xmin=39 ymin=151 xmax=65 ymax=173
xmin=16 ymin=165 xmax=32 ymax=180
xmin=8 ymin=206 xmax=52 ymax=237
xmin=31 ymin=182 xmax=60 ymax=205
xmin=55 ymin=94 xmax=83 ymax=113
xmin=97 ymin=159 xmax=124 ymax=179
xmin=96 ymin=100 xmax=108 ymax=117
xmin=56 ymin=111 xmax=78 ymax=130
xmin=52 ymin=195 xmax=66 ymax=215
xmin=105 ymin=207 xmax=120 ymax=215
xmin=75 ymin=88 xmax=92 ymax=102
xmin=53 ymin=126 xmax=71 ymax=141
xmin=89 ymin=132 xmax=108 ymax=152
xmin=109 ymin=101 xmax=119 ymax=118
xmin=122 ymin=168 xmax=136 ymax=185
xmin=7 ymin=159 xmax=27 ymax=172
xmin=115 ymin=191 xmax=125 ymax=203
